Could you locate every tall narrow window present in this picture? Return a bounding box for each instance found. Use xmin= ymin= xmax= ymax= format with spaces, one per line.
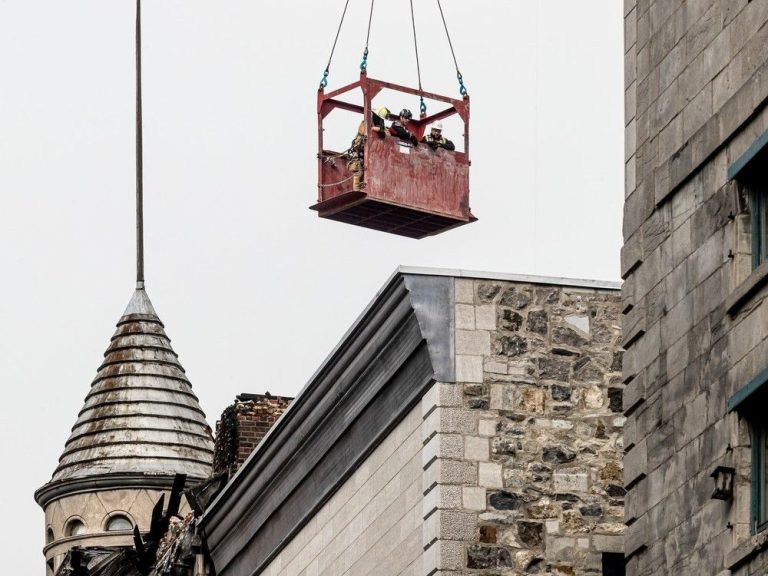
xmin=728 ymin=130 xmax=768 ymax=270
xmin=752 ymin=185 xmax=768 ymax=269
xmin=728 ymin=368 xmax=768 ymax=535
xmin=755 ymin=422 xmax=768 ymax=532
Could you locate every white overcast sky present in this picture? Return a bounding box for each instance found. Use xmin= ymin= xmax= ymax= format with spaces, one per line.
xmin=0 ymin=1 xmax=623 ymax=570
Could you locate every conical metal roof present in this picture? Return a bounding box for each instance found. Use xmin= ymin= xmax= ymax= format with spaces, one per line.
xmin=49 ymin=288 xmax=213 ymax=483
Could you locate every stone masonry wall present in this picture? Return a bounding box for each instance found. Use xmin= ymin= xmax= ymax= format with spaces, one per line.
xmin=423 ymin=278 xmax=624 ymax=575
xmin=624 ymin=0 xmax=768 ymax=574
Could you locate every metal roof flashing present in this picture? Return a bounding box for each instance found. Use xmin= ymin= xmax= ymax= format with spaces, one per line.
xmin=396 ymin=266 xmax=622 ymax=291
xmin=122 ymin=287 xmax=157 ymax=316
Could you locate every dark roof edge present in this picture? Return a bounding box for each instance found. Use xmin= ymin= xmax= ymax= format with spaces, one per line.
xmin=34 ymin=472 xmax=207 ymax=508
xmin=202 ymin=268 xmax=456 ymax=518
xmin=201 ymin=271 xmax=414 ymax=518
xmin=201 ymin=274 xmax=453 ymax=573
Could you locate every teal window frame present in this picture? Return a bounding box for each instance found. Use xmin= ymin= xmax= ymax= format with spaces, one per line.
xmin=728 ymin=368 xmax=768 ymax=534
xmin=751 ymin=185 xmax=768 ymax=269
xmin=754 ymin=423 xmax=768 ymax=534
xmin=728 ymin=129 xmax=768 ymax=270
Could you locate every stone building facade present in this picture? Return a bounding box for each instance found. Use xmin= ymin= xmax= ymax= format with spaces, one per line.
xmin=201 ymin=268 xmax=624 ymax=575
xmin=623 ymin=1 xmax=768 ymax=574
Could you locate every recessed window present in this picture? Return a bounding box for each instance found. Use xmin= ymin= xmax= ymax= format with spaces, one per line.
xmin=729 ymin=130 xmax=768 ymax=270
xmin=602 ymin=552 xmax=626 ymax=576
xmin=752 ymin=186 xmax=768 ymax=269
xmin=754 ymin=422 xmax=768 ymax=532
xmin=105 ymin=515 xmax=133 ymax=532
xmin=46 ymin=527 xmax=54 ymax=544
xmin=728 ymin=368 xmax=768 ymax=534
xmin=65 ymin=519 xmax=86 ymax=537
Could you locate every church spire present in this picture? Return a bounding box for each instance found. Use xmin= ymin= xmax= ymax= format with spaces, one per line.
xmin=135 ymin=0 xmax=145 ymax=288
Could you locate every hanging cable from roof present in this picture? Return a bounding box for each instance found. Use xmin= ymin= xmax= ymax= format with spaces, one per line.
xmin=360 ymin=0 xmax=375 ymax=71
xmin=410 ymin=0 xmax=427 ymax=116
xmin=319 ymin=0 xmax=351 ymax=89
xmin=135 ymin=0 xmax=145 ymax=287
xmin=436 ymin=0 xmax=467 ymax=97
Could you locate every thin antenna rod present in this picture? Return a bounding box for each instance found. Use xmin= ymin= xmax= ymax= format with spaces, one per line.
xmin=135 ymin=0 xmax=145 ymax=288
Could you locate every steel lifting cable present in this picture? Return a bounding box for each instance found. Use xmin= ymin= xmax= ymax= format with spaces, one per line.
xmin=319 ymin=0 xmax=351 ymax=89
xmin=410 ymin=0 xmax=427 ymax=116
xmin=360 ymin=0 xmax=375 ymax=71
xmin=437 ymin=0 xmax=467 ymax=96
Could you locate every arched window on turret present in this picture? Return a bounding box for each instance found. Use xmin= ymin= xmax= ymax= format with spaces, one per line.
xmin=46 ymin=527 xmax=54 ymax=544
xmin=105 ymin=514 xmax=133 ymax=532
xmin=64 ymin=518 xmax=86 ymax=537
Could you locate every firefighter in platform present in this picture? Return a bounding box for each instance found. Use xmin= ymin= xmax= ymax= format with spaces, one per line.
xmin=389 ymin=109 xmax=418 ymax=146
xmin=421 ymin=122 xmax=455 ymax=151
xmin=348 ymin=107 xmax=389 ymax=192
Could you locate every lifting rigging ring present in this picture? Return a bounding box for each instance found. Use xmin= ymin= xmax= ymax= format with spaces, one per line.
xmin=311 ymin=0 xmax=476 ymax=239
xmin=319 ymin=0 xmax=468 ymax=101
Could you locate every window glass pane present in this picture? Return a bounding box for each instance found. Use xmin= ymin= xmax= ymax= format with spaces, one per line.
xmin=761 ymin=426 xmax=768 ymax=526
xmin=65 ymin=519 xmax=86 ymax=537
xmin=760 ymin=189 xmax=768 ymax=266
xmin=106 ymin=516 xmax=133 ymax=531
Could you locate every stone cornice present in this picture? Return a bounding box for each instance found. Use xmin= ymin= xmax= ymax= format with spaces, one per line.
xmin=34 ymin=472 xmax=205 ymax=508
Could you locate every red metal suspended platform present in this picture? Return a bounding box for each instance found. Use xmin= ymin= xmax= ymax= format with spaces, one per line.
xmin=311 ymin=72 xmax=476 ymax=239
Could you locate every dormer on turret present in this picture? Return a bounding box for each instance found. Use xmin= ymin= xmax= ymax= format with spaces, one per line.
xmin=35 ymin=288 xmax=213 ymax=574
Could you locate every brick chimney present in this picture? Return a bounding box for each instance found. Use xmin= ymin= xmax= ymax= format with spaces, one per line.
xmin=212 ymin=393 xmax=292 ymax=477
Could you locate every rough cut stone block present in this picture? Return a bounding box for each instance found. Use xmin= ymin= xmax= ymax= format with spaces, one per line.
xmin=457 ymin=355 xmax=483 ymax=383
xmin=624 ymin=440 xmax=647 ymax=488
xmin=478 ymin=462 xmax=503 ymax=489
xmin=455 ymin=279 xmax=474 ymax=304
xmin=437 ymin=510 xmax=477 ymax=541
xmin=553 ymin=472 xmax=588 ymax=492
xmin=422 ymin=383 xmax=463 ymax=418
xmin=484 ymin=360 xmax=507 ymax=374
xmin=593 ymin=534 xmax=624 ymax=553
xmin=423 ymin=434 xmax=464 ymax=465
xmin=455 ymin=304 xmax=475 ymax=330
xmin=625 ymin=514 xmax=648 ymax=558
xmin=456 ymin=330 xmax=491 ymax=356
xmin=489 ymin=384 xmax=504 ymax=410
xmin=464 ymin=436 xmax=490 ymax=462
xmin=424 ymin=484 xmax=462 ymax=517
xmin=622 ymin=233 xmax=643 ymax=278
xmin=462 ymin=486 xmax=486 ymax=511
xmin=475 ymin=305 xmax=497 ymax=330
xmin=423 ymin=539 xmax=464 ymax=572
xmin=424 ymin=460 xmax=476 ymax=493
xmin=478 ymin=419 xmax=497 ymax=437
xmin=622 ymin=305 xmax=647 ymax=349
